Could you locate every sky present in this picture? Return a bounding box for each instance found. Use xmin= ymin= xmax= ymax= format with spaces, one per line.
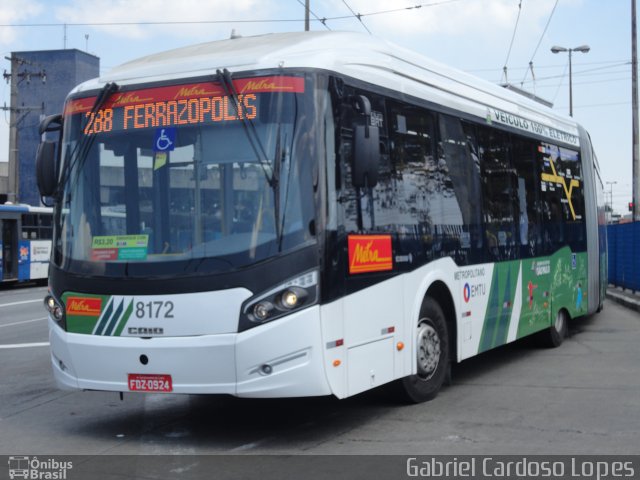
xmin=0 ymin=0 xmax=635 ymax=214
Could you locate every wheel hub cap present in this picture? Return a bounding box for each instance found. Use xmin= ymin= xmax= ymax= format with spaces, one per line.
xmin=416 ymin=322 xmax=440 ymax=379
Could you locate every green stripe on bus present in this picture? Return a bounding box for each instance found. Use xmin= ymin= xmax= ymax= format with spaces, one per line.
xmin=103 ymin=300 xmax=125 ymax=336
xmin=93 ymin=298 xmax=114 ymax=335
xmin=113 ymin=300 xmax=134 ymax=337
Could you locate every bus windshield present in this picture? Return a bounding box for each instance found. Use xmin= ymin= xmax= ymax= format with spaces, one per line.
xmin=54 ymin=74 xmax=316 ymax=278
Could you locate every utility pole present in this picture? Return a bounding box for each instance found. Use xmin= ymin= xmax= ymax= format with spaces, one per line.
xmin=633 ymin=0 xmax=639 ymax=221
xmin=305 ymin=0 xmax=310 ymax=31
xmin=7 ymin=54 xmax=19 ymax=204
xmin=2 ymin=54 xmax=47 ymax=204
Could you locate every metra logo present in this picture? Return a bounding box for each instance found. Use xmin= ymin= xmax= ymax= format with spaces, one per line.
xmin=240 ymin=79 xmax=292 ymax=93
xmin=66 ymin=297 xmax=102 ymax=316
xmin=173 ymin=85 xmax=217 ymax=99
xmin=111 ymin=92 xmax=153 ymax=107
xmin=348 ymin=235 xmax=393 ymax=274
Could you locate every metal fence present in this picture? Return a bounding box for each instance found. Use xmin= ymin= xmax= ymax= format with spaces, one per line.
xmin=608 ymin=222 xmax=640 ymax=292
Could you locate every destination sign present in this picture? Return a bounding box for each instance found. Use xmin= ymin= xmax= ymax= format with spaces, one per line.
xmin=487 ymin=108 xmax=580 ymax=147
xmin=64 ymin=76 xmax=305 ymax=135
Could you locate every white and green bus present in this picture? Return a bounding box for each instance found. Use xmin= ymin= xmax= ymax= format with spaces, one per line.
xmin=36 ymin=31 xmax=606 ymax=402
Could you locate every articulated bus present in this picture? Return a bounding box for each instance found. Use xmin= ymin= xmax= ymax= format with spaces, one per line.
xmin=0 ymin=204 xmax=52 ymax=284
xmin=36 ymin=32 xmax=606 ymax=402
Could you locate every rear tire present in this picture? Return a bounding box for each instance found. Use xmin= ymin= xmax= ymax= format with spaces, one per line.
xmin=395 ymin=297 xmax=449 ymax=403
xmin=542 ymin=309 xmax=568 ymax=348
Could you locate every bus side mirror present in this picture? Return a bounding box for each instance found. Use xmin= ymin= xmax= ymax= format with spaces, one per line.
xmin=351 ymin=95 xmax=380 ymax=189
xmin=39 ymin=113 xmax=62 ymax=135
xmin=352 ymin=125 xmax=379 ymax=188
xmin=36 ymin=113 xmax=63 ymax=200
xmin=36 ymin=141 xmax=58 ymax=198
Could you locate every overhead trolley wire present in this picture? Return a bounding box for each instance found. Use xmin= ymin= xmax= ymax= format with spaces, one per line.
xmin=341 ymin=0 xmax=372 ymax=35
xmin=520 ymin=0 xmax=559 ymax=87
xmin=502 ymin=0 xmax=523 ymax=84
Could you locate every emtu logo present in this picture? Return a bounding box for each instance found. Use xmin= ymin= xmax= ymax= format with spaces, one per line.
xmin=463 ymin=282 xmax=486 ymax=303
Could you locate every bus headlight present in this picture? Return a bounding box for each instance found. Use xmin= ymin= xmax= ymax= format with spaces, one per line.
xmin=44 ymin=293 xmax=66 ymax=325
xmin=279 ymin=287 xmax=308 ymax=309
xmin=253 ymin=301 xmax=274 ymax=321
xmin=240 ymin=270 xmax=318 ymax=330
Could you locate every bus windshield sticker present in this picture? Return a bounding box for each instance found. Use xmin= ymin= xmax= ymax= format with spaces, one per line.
xmin=348 ymin=234 xmax=393 ymax=275
xmin=91 ymin=234 xmax=149 ymax=261
xmin=64 ymin=75 xmax=305 ymax=135
xmin=154 ymin=127 xmax=176 ymax=152
xmin=154 ymin=152 xmax=168 ymax=170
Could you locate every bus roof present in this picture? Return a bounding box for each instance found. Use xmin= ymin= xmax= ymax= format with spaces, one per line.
xmin=71 ymin=31 xmax=580 ymax=142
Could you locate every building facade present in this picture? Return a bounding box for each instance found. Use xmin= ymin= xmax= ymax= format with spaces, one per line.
xmin=8 ymin=49 xmax=99 ymax=206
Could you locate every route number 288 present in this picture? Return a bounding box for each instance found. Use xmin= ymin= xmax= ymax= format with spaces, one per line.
xmin=84 ymin=108 xmax=113 ymax=135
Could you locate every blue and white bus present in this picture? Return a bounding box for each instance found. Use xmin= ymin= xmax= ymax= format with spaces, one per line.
xmin=0 ymin=204 xmax=52 ymax=284
xmin=36 ymin=32 xmax=605 ymax=402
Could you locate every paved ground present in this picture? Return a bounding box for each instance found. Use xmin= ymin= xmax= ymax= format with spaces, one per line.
xmin=0 ymin=284 xmax=639 ymax=459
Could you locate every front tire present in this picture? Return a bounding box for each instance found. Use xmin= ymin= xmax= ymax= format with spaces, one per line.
xmin=395 ymin=297 xmax=449 ymax=403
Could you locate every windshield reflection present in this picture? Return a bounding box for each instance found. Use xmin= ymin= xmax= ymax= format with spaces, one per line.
xmin=54 ymin=75 xmax=315 ymax=277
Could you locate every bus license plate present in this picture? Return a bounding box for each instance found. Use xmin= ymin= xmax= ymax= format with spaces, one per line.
xmin=128 ymin=373 xmax=173 ymax=392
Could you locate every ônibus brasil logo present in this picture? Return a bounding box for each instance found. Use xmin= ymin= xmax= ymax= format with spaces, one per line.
xmin=8 ymin=456 xmax=72 ymax=479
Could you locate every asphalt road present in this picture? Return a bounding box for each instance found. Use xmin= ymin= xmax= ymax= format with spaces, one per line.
xmin=1 ymin=283 xmax=639 ymax=457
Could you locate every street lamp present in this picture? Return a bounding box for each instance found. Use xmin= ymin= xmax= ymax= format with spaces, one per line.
xmin=606 ymin=181 xmax=617 ymax=221
xmin=551 ymin=44 xmax=590 ymax=117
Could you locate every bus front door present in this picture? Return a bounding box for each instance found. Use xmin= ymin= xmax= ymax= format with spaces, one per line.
xmin=1 ymin=219 xmax=18 ymax=281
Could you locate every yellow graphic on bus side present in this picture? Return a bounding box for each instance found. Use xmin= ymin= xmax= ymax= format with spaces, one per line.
xmin=541 ymin=158 xmax=580 ymax=221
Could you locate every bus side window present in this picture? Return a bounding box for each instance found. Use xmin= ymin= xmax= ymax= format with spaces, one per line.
xmin=538 ymin=143 xmax=566 ymax=254
xmin=538 ymin=143 xmax=586 ymax=254
xmin=512 ymin=137 xmax=542 ymax=258
xmin=387 ymin=101 xmax=438 ymax=263
xmin=476 ymin=127 xmax=518 ymax=261
xmin=438 ymin=116 xmax=483 ymax=265
xmin=338 ymin=87 xmax=388 ymax=234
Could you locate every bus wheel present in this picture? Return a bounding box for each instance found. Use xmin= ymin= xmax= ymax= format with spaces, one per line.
xmin=543 ymin=309 xmax=568 ymax=348
xmin=396 ymin=297 xmax=449 ymax=403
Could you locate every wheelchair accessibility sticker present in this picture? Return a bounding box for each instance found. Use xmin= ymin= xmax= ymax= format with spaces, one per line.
xmin=154 ymin=128 xmax=176 ymax=152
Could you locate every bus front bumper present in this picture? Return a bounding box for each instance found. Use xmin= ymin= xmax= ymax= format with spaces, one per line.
xmin=48 ymin=305 xmax=332 ymax=398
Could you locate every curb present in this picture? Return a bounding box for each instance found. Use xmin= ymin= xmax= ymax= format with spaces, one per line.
xmin=606 ymin=288 xmax=640 ymax=313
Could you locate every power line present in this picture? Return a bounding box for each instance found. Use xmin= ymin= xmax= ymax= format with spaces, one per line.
xmin=341 ymin=0 xmax=372 ymax=35
xmin=294 ymin=0 xmax=331 ymax=30
xmin=0 ymin=1 xmax=471 ymax=28
xmin=352 ymin=0 xmax=468 ymax=18
xmin=467 ymin=58 xmax=630 ymax=74
xmin=556 ymin=101 xmax=631 ymax=110
xmin=502 ymin=0 xmax=523 ymax=83
xmin=551 ymin=57 xmax=569 ymax=103
xmin=520 ymin=62 xmax=631 ymax=84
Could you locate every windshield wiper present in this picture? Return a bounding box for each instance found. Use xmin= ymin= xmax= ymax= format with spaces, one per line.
xmin=59 ymin=82 xmax=119 ymax=197
xmin=215 ymin=69 xmax=282 ymax=242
